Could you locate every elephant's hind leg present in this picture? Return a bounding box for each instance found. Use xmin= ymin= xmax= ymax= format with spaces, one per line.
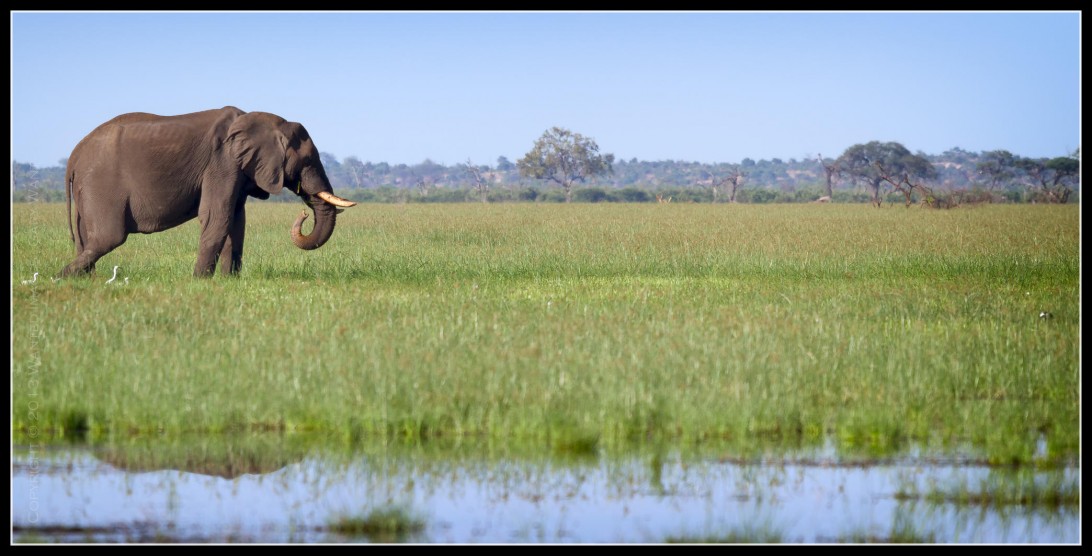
xmin=61 ymin=249 xmax=108 ymax=277
xmin=59 ymin=213 xmax=128 ymax=278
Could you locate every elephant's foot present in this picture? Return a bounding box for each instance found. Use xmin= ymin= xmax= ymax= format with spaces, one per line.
xmin=60 ymin=256 xmax=97 ymax=278
xmin=194 ymin=250 xmax=221 ymax=277
xmin=219 ymin=260 xmax=242 ymax=276
xmin=59 ymin=265 xmax=89 ymax=278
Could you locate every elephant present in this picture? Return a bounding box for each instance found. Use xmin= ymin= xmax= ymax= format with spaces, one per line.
xmin=59 ymin=106 xmax=356 ymax=278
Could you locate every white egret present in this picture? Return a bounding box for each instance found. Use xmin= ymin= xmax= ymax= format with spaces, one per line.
xmin=105 ymin=266 xmax=120 ymax=284
xmin=21 ymin=272 xmax=39 ymax=285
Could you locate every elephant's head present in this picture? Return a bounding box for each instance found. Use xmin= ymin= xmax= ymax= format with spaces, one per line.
xmin=227 ymin=112 xmax=356 ymax=250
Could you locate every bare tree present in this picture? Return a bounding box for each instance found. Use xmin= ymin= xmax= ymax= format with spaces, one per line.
xmin=697 ymin=172 xmax=730 ymax=203
xmin=816 ymin=154 xmax=840 ymax=199
xmin=414 ymin=176 xmax=434 ymax=198
xmin=876 ymin=162 xmax=934 ymax=208
xmin=725 ymin=168 xmax=744 ymax=203
xmin=343 ymin=156 xmax=366 ymax=188
xmin=464 ymin=159 xmax=489 ymax=203
xmin=699 ymin=166 xmax=745 ymax=203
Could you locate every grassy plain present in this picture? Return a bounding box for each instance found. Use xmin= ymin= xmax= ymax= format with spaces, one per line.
xmin=11 ymin=202 xmax=1080 ymax=464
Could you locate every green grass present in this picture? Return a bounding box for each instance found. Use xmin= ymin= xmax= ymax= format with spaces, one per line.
xmin=11 ymin=203 xmax=1080 ymax=463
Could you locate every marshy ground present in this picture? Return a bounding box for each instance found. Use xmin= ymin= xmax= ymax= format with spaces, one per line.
xmin=12 ymin=202 xmax=1080 ymax=542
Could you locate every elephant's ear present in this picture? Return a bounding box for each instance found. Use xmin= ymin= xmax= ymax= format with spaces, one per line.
xmin=227 ymin=113 xmax=288 ymax=195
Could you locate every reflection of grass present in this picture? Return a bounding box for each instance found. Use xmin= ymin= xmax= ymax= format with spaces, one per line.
xmin=896 ymin=469 xmax=1079 ymax=508
xmin=61 ymin=410 xmax=89 ymax=441
xmin=885 ymin=527 xmax=936 ymax=544
xmin=13 ymin=524 xmax=258 ymax=543
xmin=835 ymin=505 xmax=935 ymax=544
xmin=91 ymin=434 xmax=312 ymax=479
xmin=12 ymin=204 xmax=1079 ymax=465
xmin=553 ymin=430 xmax=600 ymax=459
xmin=836 ymin=529 xmax=936 ymax=544
xmin=665 ymin=523 xmax=784 ymax=543
xmin=13 ymin=531 xmax=47 ymax=543
xmin=329 ymin=506 xmax=426 ymax=542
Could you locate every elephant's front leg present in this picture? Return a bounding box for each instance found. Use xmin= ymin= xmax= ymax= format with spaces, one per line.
xmin=219 ymin=201 xmax=246 ymax=276
xmin=194 ymin=199 xmax=234 ymax=277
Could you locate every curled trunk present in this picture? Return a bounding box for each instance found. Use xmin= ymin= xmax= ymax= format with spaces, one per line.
xmin=290 ymin=202 xmax=337 ymax=250
xmin=290 ymin=167 xmax=355 ymax=250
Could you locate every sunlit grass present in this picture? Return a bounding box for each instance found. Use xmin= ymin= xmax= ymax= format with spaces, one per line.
xmin=11 ymin=203 xmax=1080 ymax=464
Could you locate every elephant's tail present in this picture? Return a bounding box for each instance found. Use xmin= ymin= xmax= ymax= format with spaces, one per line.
xmin=65 ymin=163 xmax=82 ymax=253
xmin=66 ymin=170 xmax=72 ymax=244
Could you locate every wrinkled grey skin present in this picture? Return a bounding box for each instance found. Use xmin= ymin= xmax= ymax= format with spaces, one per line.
xmin=60 ymin=106 xmax=354 ymax=278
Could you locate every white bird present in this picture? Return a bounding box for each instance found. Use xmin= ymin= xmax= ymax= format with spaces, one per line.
xmin=105 ymin=266 xmax=120 ymax=284
xmin=21 ymin=272 xmax=39 ymax=285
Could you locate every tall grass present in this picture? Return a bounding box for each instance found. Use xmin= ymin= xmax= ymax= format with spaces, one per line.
xmin=11 ymin=203 xmax=1080 ymax=463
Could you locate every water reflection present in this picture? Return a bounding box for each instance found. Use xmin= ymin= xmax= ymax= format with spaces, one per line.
xmin=11 ymin=438 xmax=1079 ymax=543
xmin=95 ymin=435 xmax=309 ymax=479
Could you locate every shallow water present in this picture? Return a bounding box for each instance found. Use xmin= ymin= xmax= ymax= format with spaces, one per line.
xmin=11 ymin=441 xmax=1079 ymax=543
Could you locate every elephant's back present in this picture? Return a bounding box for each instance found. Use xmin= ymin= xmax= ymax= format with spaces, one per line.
xmin=69 ymin=112 xmax=162 ymax=159
xmin=102 ymin=107 xmax=236 ymax=127
xmin=106 ymin=111 xmax=161 ymax=124
xmin=68 ymin=107 xmax=243 ymax=176
xmin=74 ymin=108 xmax=242 ymax=149
xmin=72 ymin=113 xmax=209 ymax=161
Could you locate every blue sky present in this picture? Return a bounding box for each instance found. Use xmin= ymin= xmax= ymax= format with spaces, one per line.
xmin=10 ymin=11 xmax=1080 ymax=169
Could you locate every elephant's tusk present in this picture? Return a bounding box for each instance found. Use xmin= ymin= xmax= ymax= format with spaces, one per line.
xmin=316 ymin=191 xmax=356 ymax=207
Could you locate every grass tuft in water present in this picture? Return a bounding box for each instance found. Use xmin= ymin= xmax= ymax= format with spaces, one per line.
xmin=328 ymin=506 xmax=426 ymax=542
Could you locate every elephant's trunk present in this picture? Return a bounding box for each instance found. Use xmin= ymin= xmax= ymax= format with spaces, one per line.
xmin=290 ymin=166 xmax=356 ymax=251
xmin=290 ymin=201 xmax=337 ymax=251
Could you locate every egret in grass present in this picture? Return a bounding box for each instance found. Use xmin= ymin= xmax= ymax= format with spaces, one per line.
xmin=105 ymin=266 xmax=120 ymax=284
xmin=21 ymin=272 xmax=38 ymax=285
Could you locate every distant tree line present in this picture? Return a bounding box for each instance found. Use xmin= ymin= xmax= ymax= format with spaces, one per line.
xmin=12 ymin=142 xmax=1079 ymax=205
xmin=11 ymin=159 xmax=67 ymax=202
